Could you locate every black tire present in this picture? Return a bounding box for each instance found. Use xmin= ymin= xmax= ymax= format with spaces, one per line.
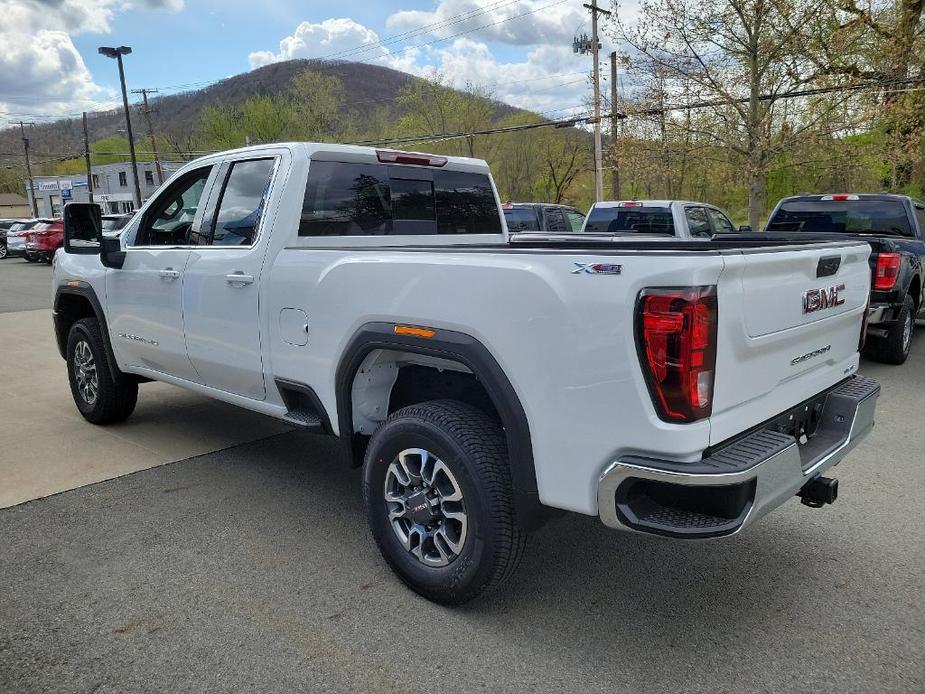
xmin=867 ymin=295 xmax=915 ymax=365
xmin=66 ymin=317 xmax=138 ymax=424
xmin=0 ymin=242 xmax=7 ymax=259
xmin=363 ymin=399 xmax=527 ymax=605
xmin=25 ymin=254 xmax=38 ymax=263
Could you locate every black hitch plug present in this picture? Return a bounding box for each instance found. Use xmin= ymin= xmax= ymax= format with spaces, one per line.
xmin=798 ymin=476 xmax=839 ymax=508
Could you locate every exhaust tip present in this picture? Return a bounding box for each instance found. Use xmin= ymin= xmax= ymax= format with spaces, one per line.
xmin=798 ymin=476 xmax=838 ymax=508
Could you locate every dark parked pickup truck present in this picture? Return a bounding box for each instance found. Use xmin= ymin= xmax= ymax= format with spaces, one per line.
xmin=766 ymin=194 xmax=925 ymax=364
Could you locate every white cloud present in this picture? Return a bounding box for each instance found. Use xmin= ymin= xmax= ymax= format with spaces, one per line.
xmin=385 ymin=0 xmax=586 ymax=47
xmin=248 ymin=17 xmax=420 ymax=73
xmin=0 ymin=0 xmax=183 ymax=119
xmin=420 ymin=38 xmax=592 ymax=116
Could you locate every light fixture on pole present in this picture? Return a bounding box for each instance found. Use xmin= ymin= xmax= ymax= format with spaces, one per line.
xmin=98 ymin=45 xmax=142 ymax=209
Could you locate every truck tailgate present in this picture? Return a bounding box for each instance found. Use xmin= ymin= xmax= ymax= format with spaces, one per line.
xmin=709 ymin=241 xmax=871 ymax=445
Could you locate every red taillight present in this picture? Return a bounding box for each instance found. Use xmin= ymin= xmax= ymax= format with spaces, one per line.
xmin=637 ymin=286 xmax=718 ymax=423
xmin=376 ymin=149 xmax=448 ymax=167
xmin=874 ymin=252 xmax=901 ymax=291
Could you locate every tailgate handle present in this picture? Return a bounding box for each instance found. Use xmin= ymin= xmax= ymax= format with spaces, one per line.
xmin=817 ymin=256 xmax=841 ymax=278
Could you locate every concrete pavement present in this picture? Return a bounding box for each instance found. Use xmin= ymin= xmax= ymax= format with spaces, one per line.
xmin=0 ymin=263 xmax=291 ymax=508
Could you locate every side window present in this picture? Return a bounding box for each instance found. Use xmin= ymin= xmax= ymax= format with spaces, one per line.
xmin=707 ymin=208 xmax=736 ymax=234
xmin=300 ymin=161 xmax=391 ymax=236
xmin=566 ymin=210 xmax=585 ymax=232
xmin=299 ymin=162 xmax=503 ymax=236
xmin=208 ymin=159 xmax=275 ymax=246
xmin=685 ymin=207 xmax=711 ymax=237
xmin=118 ymin=171 xmax=127 ymax=187
xmin=544 ymin=208 xmax=570 ymax=232
xmin=914 ymin=205 xmax=925 ymax=236
xmin=132 ymin=166 xmax=212 ymax=247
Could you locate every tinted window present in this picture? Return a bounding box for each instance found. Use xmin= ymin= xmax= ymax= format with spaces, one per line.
xmin=134 ymin=166 xmax=211 ymax=246
xmin=391 ymin=178 xmax=435 ymax=221
xmin=504 ymin=207 xmax=539 ymax=232
xmin=685 ymin=207 xmax=711 ymax=237
xmin=583 ymin=206 xmax=675 ymax=234
xmin=566 ymin=210 xmax=585 ymax=232
xmin=914 ymin=205 xmax=925 ymax=235
xmin=707 ymin=208 xmax=736 ymax=233
xmin=210 ymin=159 xmax=275 ymax=246
xmin=767 ymin=200 xmax=913 ymax=236
xmin=544 ymin=208 xmax=570 ymax=232
xmin=299 ymin=162 xmax=501 ymax=236
xmin=435 ymin=170 xmax=502 ymax=234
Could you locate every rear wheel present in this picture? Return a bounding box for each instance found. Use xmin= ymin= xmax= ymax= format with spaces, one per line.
xmin=363 ymin=400 xmax=527 ymax=605
xmin=67 ymin=317 xmax=138 ymax=424
xmin=867 ymin=294 xmax=914 ymax=365
xmin=0 ymin=242 xmax=7 ymax=259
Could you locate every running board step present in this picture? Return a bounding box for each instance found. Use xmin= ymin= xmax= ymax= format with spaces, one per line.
xmin=276 ymin=379 xmax=329 ymax=433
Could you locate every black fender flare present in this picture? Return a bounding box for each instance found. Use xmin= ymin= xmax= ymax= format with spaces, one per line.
xmin=335 ymin=322 xmax=542 ymax=529
xmin=53 ymin=282 xmax=121 ymax=381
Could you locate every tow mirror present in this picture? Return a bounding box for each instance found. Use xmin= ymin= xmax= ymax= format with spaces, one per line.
xmin=100 ymin=235 xmax=126 ymax=269
xmin=63 ymin=202 xmax=101 ymax=254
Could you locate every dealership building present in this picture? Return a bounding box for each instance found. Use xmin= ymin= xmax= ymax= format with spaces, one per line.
xmin=25 ymin=161 xmax=183 ymax=217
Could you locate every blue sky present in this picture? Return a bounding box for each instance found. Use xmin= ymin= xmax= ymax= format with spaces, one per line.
xmin=2 ymin=0 xmax=634 ymax=123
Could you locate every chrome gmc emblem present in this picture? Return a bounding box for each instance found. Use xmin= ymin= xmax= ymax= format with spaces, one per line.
xmin=803 ymin=284 xmax=846 ymax=314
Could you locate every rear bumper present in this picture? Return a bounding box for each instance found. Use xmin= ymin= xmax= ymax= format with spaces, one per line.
xmin=597 ymin=375 xmax=880 ymax=539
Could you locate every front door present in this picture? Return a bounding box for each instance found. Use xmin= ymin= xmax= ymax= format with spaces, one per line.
xmin=106 ymin=164 xmax=216 ymax=381
xmin=182 ymin=156 xmax=278 ymax=400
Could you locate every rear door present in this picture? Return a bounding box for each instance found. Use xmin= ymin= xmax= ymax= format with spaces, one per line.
xmin=181 ymin=154 xmax=281 ymax=400
xmin=709 ymin=242 xmax=871 ymax=444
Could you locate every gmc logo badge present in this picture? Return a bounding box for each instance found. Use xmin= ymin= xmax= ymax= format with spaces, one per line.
xmin=803 ymin=284 xmax=846 ymax=314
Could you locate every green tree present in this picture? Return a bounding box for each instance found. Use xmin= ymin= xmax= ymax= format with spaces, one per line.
xmin=288 ymin=69 xmax=346 ymax=141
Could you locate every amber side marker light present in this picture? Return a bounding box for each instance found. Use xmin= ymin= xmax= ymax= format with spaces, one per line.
xmin=66 ymin=279 xmax=81 ymax=287
xmin=394 ymin=325 xmax=437 ymax=338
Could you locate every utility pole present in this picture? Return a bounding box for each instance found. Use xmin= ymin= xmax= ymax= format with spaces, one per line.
xmin=610 ymin=51 xmax=620 ymax=200
xmin=98 ymin=46 xmax=142 ymax=209
xmin=14 ymin=120 xmax=39 ymax=217
xmin=82 ymin=112 xmax=94 ymax=204
xmin=132 ymin=88 xmax=164 ymax=185
xmin=583 ymin=2 xmax=611 ymax=202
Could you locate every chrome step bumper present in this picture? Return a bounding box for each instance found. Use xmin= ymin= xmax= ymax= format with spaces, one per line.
xmin=597 ymin=376 xmax=880 ymax=539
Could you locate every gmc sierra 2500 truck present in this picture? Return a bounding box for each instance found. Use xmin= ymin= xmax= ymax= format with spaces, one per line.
xmin=54 ymin=143 xmax=880 ymax=604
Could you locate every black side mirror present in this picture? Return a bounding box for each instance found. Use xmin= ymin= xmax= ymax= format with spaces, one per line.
xmin=100 ymin=236 xmax=126 ymax=269
xmin=738 ymin=224 xmax=752 ymax=232
xmin=63 ymin=202 xmax=101 ymax=254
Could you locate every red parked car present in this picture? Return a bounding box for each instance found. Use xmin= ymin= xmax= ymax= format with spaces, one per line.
xmin=24 ymin=218 xmax=64 ymax=263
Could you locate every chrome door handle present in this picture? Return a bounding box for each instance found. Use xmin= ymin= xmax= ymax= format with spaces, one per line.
xmin=225 ymin=272 xmax=255 ymax=285
xmin=159 ymin=268 xmax=181 ymax=280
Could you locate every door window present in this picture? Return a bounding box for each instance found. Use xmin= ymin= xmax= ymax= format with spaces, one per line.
xmin=544 ymin=208 xmax=570 ymax=232
xmin=132 ymin=166 xmax=212 ymax=246
xmin=914 ymin=205 xmax=925 ymax=236
xmin=707 ymin=207 xmax=736 ymax=233
xmin=685 ymin=207 xmax=711 ymax=237
xmin=208 ymin=159 xmax=275 ymax=246
xmin=566 ymin=210 xmax=585 ymax=232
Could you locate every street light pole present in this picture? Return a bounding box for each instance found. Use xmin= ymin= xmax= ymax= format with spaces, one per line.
xmin=99 ymin=46 xmax=142 ymax=209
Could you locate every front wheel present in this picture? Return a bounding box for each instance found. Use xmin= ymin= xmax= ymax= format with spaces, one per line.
xmin=363 ymin=400 xmax=527 ymax=605
xmin=0 ymin=242 xmax=7 ymax=259
xmin=67 ymin=317 xmax=138 ymax=424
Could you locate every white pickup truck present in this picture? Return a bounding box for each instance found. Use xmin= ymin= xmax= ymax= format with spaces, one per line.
xmin=53 ymin=143 xmax=880 ymax=604
xmin=579 ymin=199 xmax=745 ymax=237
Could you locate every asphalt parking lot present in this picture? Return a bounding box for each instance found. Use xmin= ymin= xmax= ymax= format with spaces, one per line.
xmin=0 ymin=258 xmax=923 ymax=694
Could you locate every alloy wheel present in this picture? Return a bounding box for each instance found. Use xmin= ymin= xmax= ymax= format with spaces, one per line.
xmin=383 ymin=448 xmax=468 ymax=567
xmin=903 ymin=311 xmax=913 ymax=353
xmin=73 ymin=340 xmax=99 ymax=405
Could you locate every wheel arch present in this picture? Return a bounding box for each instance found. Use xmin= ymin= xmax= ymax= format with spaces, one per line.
xmin=335 ymin=322 xmax=542 ymax=528
xmin=54 ymin=283 xmax=120 ymax=381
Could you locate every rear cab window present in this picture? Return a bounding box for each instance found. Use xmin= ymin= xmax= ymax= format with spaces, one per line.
xmin=300 ymin=161 xmax=502 ymax=238
xmin=503 ymin=207 xmax=540 ymax=232
xmin=767 ymin=199 xmax=914 ymax=236
xmin=583 ymin=205 xmax=675 ymax=235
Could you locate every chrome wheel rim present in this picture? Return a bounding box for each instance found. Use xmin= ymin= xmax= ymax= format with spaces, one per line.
xmin=903 ymin=312 xmax=913 ymax=352
xmin=73 ymin=340 xmax=99 ymax=405
xmin=383 ymin=448 xmax=468 ymax=567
